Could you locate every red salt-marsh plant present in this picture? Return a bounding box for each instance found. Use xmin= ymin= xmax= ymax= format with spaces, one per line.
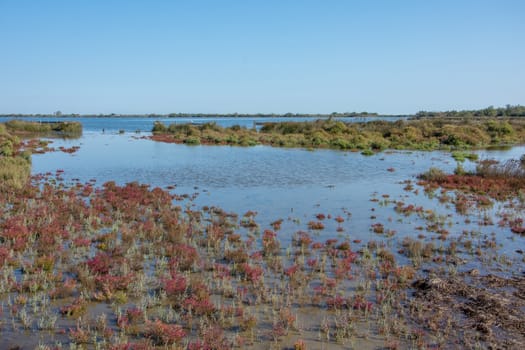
xmin=270 ymin=218 xmax=283 ymax=230
xmin=183 ymin=295 xmax=216 ymax=316
xmin=58 ymin=145 xmax=80 ymax=153
xmin=371 ymin=222 xmax=385 ymax=234
xmin=510 ymin=218 xmax=525 ymax=234
xmin=1 ymin=164 xmax=524 ymax=349
xmin=167 ymin=243 xmax=199 ymax=271
xmin=262 ymin=229 xmax=280 ymax=255
xmin=308 ymin=220 xmax=325 ymax=230
xmin=69 ymin=324 xmax=91 ymax=344
xmin=238 ymin=263 xmax=264 ymax=283
xmin=294 ymin=339 xmax=307 ymax=350
xmin=292 ymin=230 xmax=313 ymax=248
xmin=162 ymin=272 xmax=188 ymax=297
xmin=145 ymin=319 xmax=186 ymax=346
xmin=60 ymin=297 xmax=87 ymax=317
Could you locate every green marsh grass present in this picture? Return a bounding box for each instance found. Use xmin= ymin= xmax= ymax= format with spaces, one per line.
xmin=152 ymin=117 xmax=525 ymax=152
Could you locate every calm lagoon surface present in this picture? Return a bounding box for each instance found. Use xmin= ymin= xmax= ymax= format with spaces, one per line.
xmin=30 ymin=126 xmax=525 ymax=265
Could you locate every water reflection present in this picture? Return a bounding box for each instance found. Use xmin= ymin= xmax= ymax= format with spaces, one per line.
xmin=33 ymin=134 xmax=455 ymax=190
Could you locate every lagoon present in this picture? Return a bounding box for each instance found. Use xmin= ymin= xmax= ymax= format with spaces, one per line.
xmin=30 ymin=127 xmax=525 ymax=260
xmin=2 ymin=117 xmax=525 ymax=349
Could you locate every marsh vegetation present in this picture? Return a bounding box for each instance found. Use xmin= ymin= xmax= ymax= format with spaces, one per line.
xmin=151 ymin=117 xmax=525 ymax=152
xmin=1 ymin=114 xmax=525 ymax=349
xmin=4 ymin=119 xmax=82 ymax=139
xmin=0 ymin=120 xmax=82 ymax=190
xmin=0 ymin=123 xmax=32 ymax=190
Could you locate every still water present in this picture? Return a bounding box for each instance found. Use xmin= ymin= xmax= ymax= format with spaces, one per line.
xmin=29 ymin=125 xmax=525 ymax=266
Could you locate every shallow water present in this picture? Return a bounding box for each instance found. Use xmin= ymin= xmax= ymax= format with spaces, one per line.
xmin=32 ymin=133 xmax=446 ymax=220
xmin=31 ymin=132 xmax=525 ymax=263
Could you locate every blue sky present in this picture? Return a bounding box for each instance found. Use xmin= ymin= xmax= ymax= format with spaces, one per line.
xmin=1 ymin=0 xmax=523 ymax=114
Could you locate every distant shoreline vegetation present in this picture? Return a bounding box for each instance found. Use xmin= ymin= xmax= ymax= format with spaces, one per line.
xmin=1 ymin=105 xmax=524 ymax=119
xmin=151 ymin=116 xmax=525 ymax=153
xmin=0 ymin=111 xmax=383 ymax=118
xmin=413 ymin=105 xmax=525 ymax=119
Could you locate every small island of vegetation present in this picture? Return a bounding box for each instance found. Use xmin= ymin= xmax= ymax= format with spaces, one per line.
xmin=3 ymin=119 xmax=82 ymax=138
xmin=0 ymin=123 xmax=32 ymax=189
xmin=151 ymin=107 xmax=525 ymax=153
xmin=0 ymin=120 xmax=82 ymax=189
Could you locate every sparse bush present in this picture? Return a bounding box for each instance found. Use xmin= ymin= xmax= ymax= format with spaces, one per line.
xmin=0 ymin=156 xmax=31 ymax=189
xmin=418 ymin=167 xmax=447 ymax=182
xmin=145 ymin=320 xmax=186 ymax=345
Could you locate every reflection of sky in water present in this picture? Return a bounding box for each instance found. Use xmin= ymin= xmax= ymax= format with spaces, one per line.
xmin=34 ymin=134 xmax=459 ymax=189
xmin=32 ymin=134 xmax=525 ymax=264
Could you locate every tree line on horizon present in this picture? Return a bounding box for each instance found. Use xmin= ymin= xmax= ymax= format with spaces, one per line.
xmin=1 ymin=105 xmax=524 ymax=118
xmin=415 ymin=105 xmax=525 ymax=118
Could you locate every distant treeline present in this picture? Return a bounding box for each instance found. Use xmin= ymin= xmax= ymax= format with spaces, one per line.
xmin=165 ymin=112 xmax=381 ymax=118
xmin=415 ymin=105 xmax=525 ymax=119
xmin=0 ymin=112 xmax=380 ymax=118
xmin=2 ymin=105 xmax=524 ymax=118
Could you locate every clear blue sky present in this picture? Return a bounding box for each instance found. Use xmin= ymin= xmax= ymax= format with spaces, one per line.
xmin=1 ymin=0 xmax=523 ymax=115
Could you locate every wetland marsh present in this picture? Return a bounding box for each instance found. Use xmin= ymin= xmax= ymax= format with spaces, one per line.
xmin=1 ymin=117 xmax=524 ymax=349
